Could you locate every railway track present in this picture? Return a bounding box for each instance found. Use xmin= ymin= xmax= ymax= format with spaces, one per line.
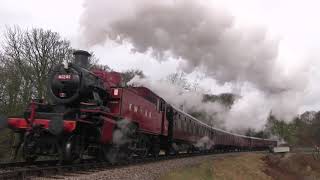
xmin=0 ymin=160 xmax=59 ymax=169
xmin=0 ymin=151 xmax=254 ymax=180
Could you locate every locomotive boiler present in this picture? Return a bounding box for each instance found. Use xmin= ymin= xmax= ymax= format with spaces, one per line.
xmin=48 ymin=50 xmax=108 ymax=105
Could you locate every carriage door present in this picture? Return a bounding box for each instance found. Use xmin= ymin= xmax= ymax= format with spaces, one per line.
xmin=165 ymin=105 xmax=174 ymax=142
xmin=160 ymin=100 xmax=167 ymax=135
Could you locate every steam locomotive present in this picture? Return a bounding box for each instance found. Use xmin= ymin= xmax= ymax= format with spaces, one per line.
xmin=5 ymin=50 xmax=276 ymax=163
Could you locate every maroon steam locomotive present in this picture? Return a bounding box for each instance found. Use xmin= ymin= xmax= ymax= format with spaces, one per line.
xmin=5 ymin=50 xmax=277 ymax=163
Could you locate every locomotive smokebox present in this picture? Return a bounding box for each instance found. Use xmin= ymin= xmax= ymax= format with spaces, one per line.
xmin=73 ymin=50 xmax=91 ymax=68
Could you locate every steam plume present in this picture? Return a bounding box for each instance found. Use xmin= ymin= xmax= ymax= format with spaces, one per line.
xmin=80 ymin=0 xmax=308 ymax=129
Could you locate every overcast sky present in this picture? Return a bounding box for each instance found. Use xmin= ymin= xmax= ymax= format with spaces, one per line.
xmin=1 ymin=0 xmax=320 ymax=113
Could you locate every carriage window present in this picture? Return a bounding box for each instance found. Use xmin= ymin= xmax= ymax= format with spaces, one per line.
xmin=196 ymin=126 xmax=199 ymax=135
xmin=193 ymin=123 xmax=196 ymax=134
xmin=191 ymin=122 xmax=193 ymax=134
xmin=129 ymin=104 xmax=132 ymax=111
xmin=156 ymin=99 xmax=160 ymax=112
xmin=181 ymin=119 xmax=184 ymax=130
xmin=161 ymin=101 xmax=165 ymax=111
xmin=185 ymin=122 xmax=188 ymax=132
xmin=181 ymin=120 xmax=184 ymax=131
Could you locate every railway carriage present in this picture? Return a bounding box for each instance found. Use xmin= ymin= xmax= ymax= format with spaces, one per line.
xmin=4 ymin=50 xmax=277 ymax=163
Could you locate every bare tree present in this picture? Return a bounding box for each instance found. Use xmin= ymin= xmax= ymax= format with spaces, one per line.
xmin=0 ymin=52 xmax=31 ymax=115
xmin=2 ymin=26 xmax=73 ymax=100
xmin=90 ymin=64 xmax=112 ymax=71
xmin=0 ymin=26 xmax=73 ymax=116
xmin=121 ymin=69 xmax=145 ymax=86
xmin=166 ymin=72 xmax=190 ymax=90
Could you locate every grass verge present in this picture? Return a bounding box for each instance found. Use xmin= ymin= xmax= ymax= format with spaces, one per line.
xmin=159 ymin=153 xmax=272 ymax=180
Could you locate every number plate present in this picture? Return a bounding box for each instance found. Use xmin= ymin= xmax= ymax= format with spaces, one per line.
xmin=57 ymin=74 xmax=72 ymax=80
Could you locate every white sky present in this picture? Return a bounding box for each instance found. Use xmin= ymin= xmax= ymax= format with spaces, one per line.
xmin=1 ymin=0 xmax=320 ymax=112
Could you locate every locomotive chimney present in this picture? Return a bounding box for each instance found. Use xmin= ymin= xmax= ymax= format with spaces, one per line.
xmin=73 ymin=50 xmax=91 ymax=68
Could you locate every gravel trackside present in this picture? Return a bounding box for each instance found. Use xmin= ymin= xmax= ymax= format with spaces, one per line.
xmin=32 ymin=154 xmax=229 ymax=180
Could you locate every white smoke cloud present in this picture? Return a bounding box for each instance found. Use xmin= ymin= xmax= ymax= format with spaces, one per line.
xmin=195 ymin=136 xmax=214 ymax=150
xmin=80 ymin=0 xmax=309 ymax=130
xmin=226 ymin=83 xmax=306 ymax=130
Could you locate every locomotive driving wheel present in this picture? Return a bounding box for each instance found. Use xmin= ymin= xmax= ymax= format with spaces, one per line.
xmin=63 ymin=135 xmax=84 ymax=163
xmin=134 ymin=134 xmax=150 ymax=158
xmin=151 ymin=137 xmax=160 ymax=158
xmin=21 ymin=134 xmax=39 ymax=163
xmin=100 ymin=144 xmax=130 ymax=164
xmin=22 ymin=144 xmax=38 ymax=163
xmin=103 ymin=145 xmax=119 ymax=164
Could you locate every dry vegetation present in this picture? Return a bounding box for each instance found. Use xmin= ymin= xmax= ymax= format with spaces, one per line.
xmin=160 ymin=153 xmax=271 ymax=180
xmin=0 ymin=129 xmax=13 ymax=161
xmin=159 ymin=153 xmax=320 ymax=180
xmin=265 ymin=153 xmax=320 ymax=180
